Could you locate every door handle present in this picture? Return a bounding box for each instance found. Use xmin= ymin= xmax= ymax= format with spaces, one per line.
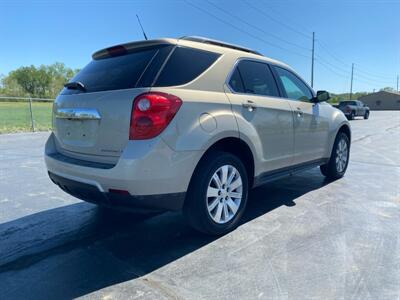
xmin=242 ymin=100 xmax=257 ymax=112
xmin=296 ymin=107 xmax=303 ymax=118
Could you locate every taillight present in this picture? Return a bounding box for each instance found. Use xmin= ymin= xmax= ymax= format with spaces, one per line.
xmin=129 ymin=92 xmax=182 ymax=140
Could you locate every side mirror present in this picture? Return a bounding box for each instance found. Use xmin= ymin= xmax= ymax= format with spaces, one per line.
xmin=314 ymin=90 xmax=330 ymax=102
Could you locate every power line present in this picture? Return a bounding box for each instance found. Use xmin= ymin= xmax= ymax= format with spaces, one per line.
xmin=316 ymin=59 xmax=381 ymax=90
xmin=316 ymin=59 xmax=348 ymax=78
xmin=316 ymin=40 xmax=351 ymax=68
xmin=186 ymin=0 xmax=396 ymax=91
xmin=244 ymin=0 xmax=396 ymax=84
xmin=243 ymin=0 xmax=312 ymax=39
xmin=353 ymin=70 xmax=395 ymax=85
xmin=205 ymin=0 xmax=310 ymax=52
xmin=184 ymin=0 xmax=310 ymax=60
xmin=354 ymin=66 xmax=394 ymax=80
xmin=316 ymin=39 xmax=395 ymax=80
xmin=315 ymin=54 xmax=350 ymax=74
xmin=316 ymin=53 xmax=394 ymax=85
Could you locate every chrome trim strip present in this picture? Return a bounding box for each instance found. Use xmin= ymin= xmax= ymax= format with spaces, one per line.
xmin=55 ymin=108 xmax=101 ymax=120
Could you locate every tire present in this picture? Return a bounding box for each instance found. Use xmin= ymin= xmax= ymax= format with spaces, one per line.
xmin=184 ymin=151 xmax=249 ymax=235
xmin=320 ymin=132 xmax=350 ymax=180
xmin=347 ymin=111 xmax=355 ymax=120
xmin=364 ymin=111 xmax=369 ymax=119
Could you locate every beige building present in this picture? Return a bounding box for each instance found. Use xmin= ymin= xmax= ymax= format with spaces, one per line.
xmin=359 ymin=91 xmax=400 ymax=110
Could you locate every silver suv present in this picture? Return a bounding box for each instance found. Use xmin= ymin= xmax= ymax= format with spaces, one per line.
xmin=45 ymin=36 xmax=351 ymax=235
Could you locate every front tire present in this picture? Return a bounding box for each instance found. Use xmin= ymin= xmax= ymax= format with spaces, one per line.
xmin=364 ymin=111 xmax=369 ymax=119
xmin=347 ymin=111 xmax=355 ymax=120
xmin=184 ymin=151 xmax=248 ymax=235
xmin=320 ymin=132 xmax=350 ymax=180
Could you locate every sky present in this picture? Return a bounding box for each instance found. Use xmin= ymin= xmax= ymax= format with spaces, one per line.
xmin=0 ymin=0 xmax=399 ymax=94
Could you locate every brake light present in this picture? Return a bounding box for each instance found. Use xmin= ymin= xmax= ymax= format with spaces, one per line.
xmin=129 ymin=92 xmax=182 ymax=140
xmin=106 ymin=45 xmax=127 ymax=57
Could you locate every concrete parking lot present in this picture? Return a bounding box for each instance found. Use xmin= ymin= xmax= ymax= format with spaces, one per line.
xmin=0 ymin=111 xmax=399 ymax=300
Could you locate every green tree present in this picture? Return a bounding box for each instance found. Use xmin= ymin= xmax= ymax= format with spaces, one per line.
xmin=0 ymin=63 xmax=78 ymax=98
xmin=380 ymin=87 xmax=396 ymax=93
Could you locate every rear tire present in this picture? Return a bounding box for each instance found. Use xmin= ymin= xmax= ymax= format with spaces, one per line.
xmin=364 ymin=111 xmax=369 ymax=119
xmin=184 ymin=151 xmax=248 ymax=235
xmin=347 ymin=111 xmax=355 ymax=120
xmin=320 ymin=132 xmax=350 ymax=180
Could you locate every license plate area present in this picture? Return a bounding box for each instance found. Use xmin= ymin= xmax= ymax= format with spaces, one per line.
xmin=57 ymin=119 xmax=99 ymax=147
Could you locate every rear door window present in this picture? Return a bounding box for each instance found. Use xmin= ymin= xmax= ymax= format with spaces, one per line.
xmin=154 ymin=47 xmax=220 ymax=87
xmin=231 ymin=60 xmax=279 ymax=97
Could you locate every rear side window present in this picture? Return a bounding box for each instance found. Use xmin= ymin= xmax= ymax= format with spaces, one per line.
xmin=62 ymin=45 xmax=172 ymax=94
xmin=154 ymin=47 xmax=220 ymax=87
xmin=339 ymin=101 xmax=356 ymax=106
xmin=228 ymin=68 xmax=245 ymax=93
xmin=230 ymin=60 xmax=279 ymax=97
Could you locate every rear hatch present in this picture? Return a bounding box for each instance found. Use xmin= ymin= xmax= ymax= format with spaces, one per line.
xmin=53 ymin=41 xmax=175 ymax=164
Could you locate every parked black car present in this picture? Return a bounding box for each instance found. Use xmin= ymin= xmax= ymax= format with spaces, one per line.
xmin=337 ymin=100 xmax=370 ymax=120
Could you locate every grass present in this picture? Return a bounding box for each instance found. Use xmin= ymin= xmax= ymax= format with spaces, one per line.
xmin=0 ymin=101 xmax=53 ymax=133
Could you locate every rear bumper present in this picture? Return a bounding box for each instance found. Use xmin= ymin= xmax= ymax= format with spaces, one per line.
xmin=48 ymin=172 xmax=185 ymax=211
xmin=45 ymin=133 xmax=203 ymax=211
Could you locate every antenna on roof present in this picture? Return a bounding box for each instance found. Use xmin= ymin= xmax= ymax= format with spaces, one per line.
xmin=136 ymin=14 xmax=148 ymax=40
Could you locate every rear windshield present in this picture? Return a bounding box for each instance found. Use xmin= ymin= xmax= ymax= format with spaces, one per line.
xmin=339 ymin=101 xmax=356 ymax=106
xmin=62 ymin=45 xmax=220 ymax=94
xmin=62 ymin=45 xmax=172 ymax=94
xmin=154 ymin=47 xmax=220 ymax=87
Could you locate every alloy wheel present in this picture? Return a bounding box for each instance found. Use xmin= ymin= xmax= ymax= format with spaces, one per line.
xmin=335 ymin=138 xmax=348 ymax=172
xmin=206 ymin=165 xmax=243 ymax=224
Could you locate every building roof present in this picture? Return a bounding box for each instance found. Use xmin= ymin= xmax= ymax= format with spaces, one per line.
xmin=359 ymin=90 xmax=400 ymax=100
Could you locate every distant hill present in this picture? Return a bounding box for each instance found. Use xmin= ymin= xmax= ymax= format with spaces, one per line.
xmin=328 ymin=92 xmax=369 ymax=104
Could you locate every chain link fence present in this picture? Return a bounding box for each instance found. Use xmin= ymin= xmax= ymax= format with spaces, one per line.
xmin=0 ymin=96 xmax=54 ymax=133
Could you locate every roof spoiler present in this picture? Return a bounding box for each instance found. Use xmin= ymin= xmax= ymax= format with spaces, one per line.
xmin=92 ymin=39 xmax=177 ymax=60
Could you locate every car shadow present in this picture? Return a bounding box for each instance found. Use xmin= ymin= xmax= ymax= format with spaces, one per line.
xmin=0 ymin=168 xmax=330 ymax=299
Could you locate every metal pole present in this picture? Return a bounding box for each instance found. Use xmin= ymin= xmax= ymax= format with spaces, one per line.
xmin=349 ymin=63 xmax=354 ymax=100
xmin=311 ymin=31 xmax=315 ymax=88
xmin=397 ymin=75 xmax=399 ymax=92
xmin=28 ymin=97 xmax=35 ymax=132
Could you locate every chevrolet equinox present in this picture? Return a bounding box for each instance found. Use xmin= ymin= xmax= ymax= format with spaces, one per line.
xmin=45 ymin=36 xmax=351 ymax=235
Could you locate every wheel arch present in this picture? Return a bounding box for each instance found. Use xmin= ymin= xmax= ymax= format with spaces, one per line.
xmin=337 ymin=123 xmax=351 ymax=142
xmin=190 ymin=137 xmax=255 ymax=189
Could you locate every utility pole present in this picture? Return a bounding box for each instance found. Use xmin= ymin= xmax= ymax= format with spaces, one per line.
xmin=397 ymin=75 xmax=399 ymax=92
xmin=311 ymin=32 xmax=315 ymax=88
xmin=349 ymin=63 xmax=354 ymax=100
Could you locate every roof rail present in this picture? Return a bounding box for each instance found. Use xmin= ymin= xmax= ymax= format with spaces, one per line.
xmin=180 ymin=36 xmax=262 ymax=56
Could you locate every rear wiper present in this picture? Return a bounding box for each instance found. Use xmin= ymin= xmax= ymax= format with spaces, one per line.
xmin=64 ymin=81 xmax=86 ymax=92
